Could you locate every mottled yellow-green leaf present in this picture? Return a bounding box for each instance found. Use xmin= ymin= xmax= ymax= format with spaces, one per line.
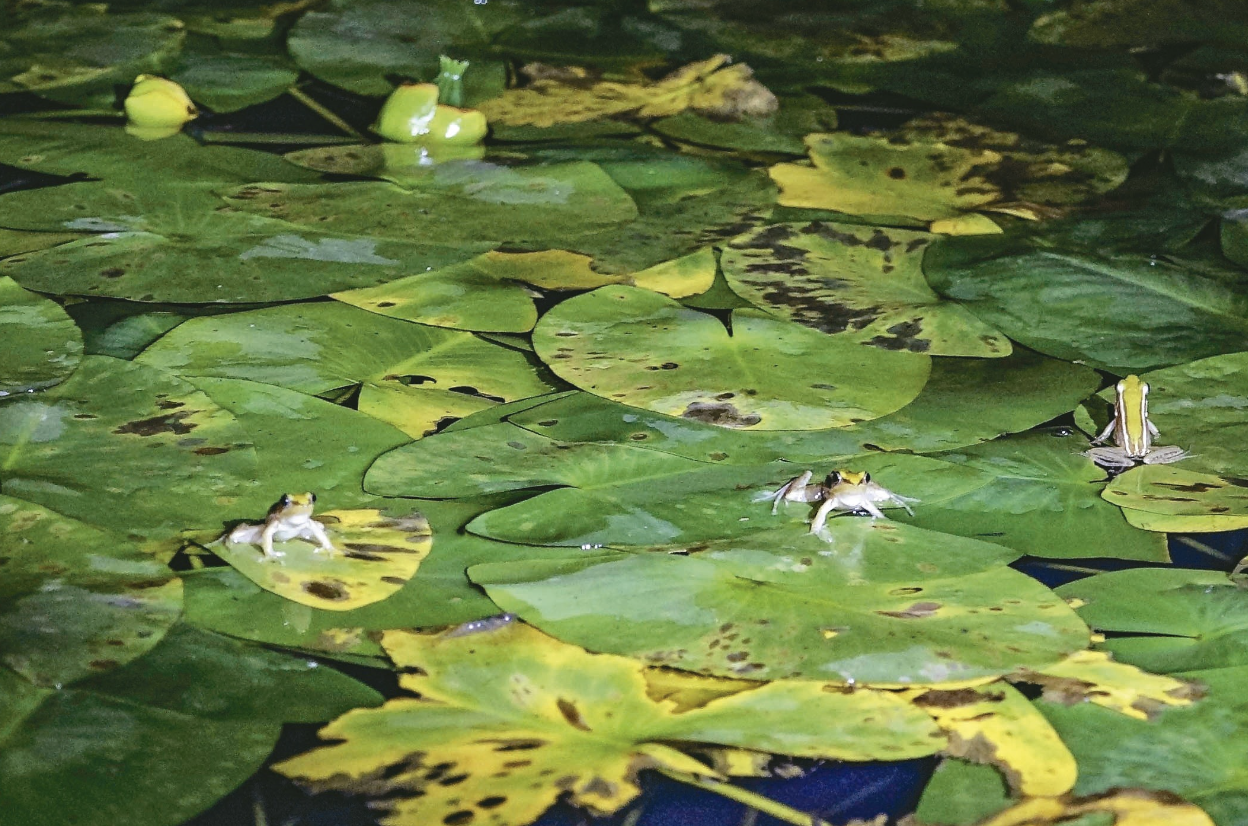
xmin=475 ymin=249 xmax=616 ymax=290
xmin=905 ymin=683 xmax=1076 ymax=797
xmin=276 ymin=623 xmax=943 ymax=825
xmin=930 ymin=214 xmax=1003 ymax=236
xmin=972 ymin=789 xmax=1215 ymax=826
xmin=630 ymin=247 xmax=716 ymax=298
xmin=1123 ymin=508 xmax=1248 ymax=533
xmin=1019 ymin=650 xmax=1202 ymax=721
xmin=211 ymin=507 xmax=431 ymax=611
xmin=478 ymin=55 xmax=777 ymax=127
xmin=1103 ymin=465 xmax=1248 ymax=517
xmin=357 ymin=382 xmax=496 ymax=439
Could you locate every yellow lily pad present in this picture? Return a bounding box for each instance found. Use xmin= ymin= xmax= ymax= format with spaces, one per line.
xmin=905 ymin=683 xmax=1076 ymax=797
xmin=974 ymin=789 xmax=1214 ymax=826
xmin=478 ymin=55 xmax=777 ymax=128
xmin=1102 ymin=464 xmax=1248 ymax=517
xmin=276 ymin=622 xmax=943 ymax=825
xmin=1122 ymin=508 xmax=1248 ymax=533
xmin=211 ymin=507 xmax=431 ymax=611
xmin=1020 ymin=650 xmax=1202 ymax=721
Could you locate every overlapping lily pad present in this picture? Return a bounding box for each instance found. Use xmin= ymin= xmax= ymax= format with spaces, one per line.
xmin=276 ymin=622 xmax=944 ymax=826
xmin=721 ymin=222 xmax=1010 ymax=356
xmin=0 ymin=276 xmax=82 ymax=396
xmin=0 ymin=497 xmax=182 ymax=687
xmin=0 ymin=356 xmax=257 ymax=540
xmin=1103 ymin=465 xmax=1248 ymax=521
xmin=925 ymin=236 xmax=1248 ymax=372
xmin=471 ymin=521 xmax=1089 ymax=684
xmin=533 ymin=285 xmax=930 ymax=430
xmin=136 ymin=302 xmax=552 ymax=436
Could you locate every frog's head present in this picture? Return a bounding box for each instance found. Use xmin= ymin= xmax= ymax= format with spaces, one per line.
xmin=826 ymin=470 xmax=869 ymax=488
xmin=271 ymin=492 xmax=316 ymax=517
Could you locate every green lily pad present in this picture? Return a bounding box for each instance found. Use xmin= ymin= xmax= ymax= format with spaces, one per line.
xmin=286 ymin=0 xmax=516 ymax=97
xmin=652 ymin=93 xmax=836 ymax=155
xmin=0 ymin=276 xmax=82 ymax=396
xmin=0 ymin=623 xmax=381 ymax=826
xmin=1102 ymin=351 xmax=1248 ymax=478
xmin=925 ymin=236 xmax=1248 ymax=372
xmin=366 ymin=421 xmax=992 ymax=546
xmin=219 ymin=161 xmax=639 ymax=248
xmin=1038 ymin=664 xmax=1248 ymax=826
xmin=0 ymin=497 xmax=182 ymax=687
xmin=1 ymin=211 xmax=486 ymax=304
xmin=721 ymin=221 xmax=1010 ymax=356
xmin=136 ymin=302 xmax=553 ymax=436
xmin=533 ymin=285 xmax=930 ymax=430
xmin=0 ymin=356 xmax=257 ymax=541
xmin=1029 ymin=0 xmax=1248 ymax=50
xmin=1224 ymin=209 xmax=1248 ymax=268
xmin=187 ymin=377 xmax=410 ymax=515
xmin=0 ymin=7 xmax=185 ymax=106
xmin=908 ymin=430 xmax=1167 ymax=562
xmin=276 ymin=622 xmax=944 ymax=825
xmin=471 ymin=521 xmax=1089 ymax=684
xmin=170 ymin=49 xmax=298 ymax=113
xmin=1103 ymin=465 xmax=1248 ymax=519
xmin=1057 ymin=568 xmax=1248 ymax=673
xmin=210 ymin=505 xmax=432 ymax=611
xmin=0 ymin=229 xmax=84 ymax=258
xmin=509 ymin=349 xmax=1100 ymax=462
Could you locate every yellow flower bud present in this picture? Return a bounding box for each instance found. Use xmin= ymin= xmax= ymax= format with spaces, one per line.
xmin=124 ymin=75 xmax=198 ymax=140
xmin=371 ymin=83 xmax=441 ymax=143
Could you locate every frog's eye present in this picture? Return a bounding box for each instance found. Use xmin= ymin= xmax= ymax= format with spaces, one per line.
xmin=862 ymin=472 xmax=871 ymax=483
xmin=281 ymin=493 xmax=292 ymax=506
xmin=826 ymin=471 xmax=841 ymax=486
xmin=309 ymin=492 xmax=317 ymax=504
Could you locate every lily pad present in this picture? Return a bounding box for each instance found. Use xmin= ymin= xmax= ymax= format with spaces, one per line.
xmin=925 ymin=236 xmax=1248 ymax=372
xmin=0 ymin=7 xmax=185 ymax=106
xmin=188 ymin=377 xmax=411 ymax=514
xmin=533 ymin=285 xmax=931 ymax=430
xmin=1057 ymin=568 xmax=1248 ymax=673
xmin=0 ymin=356 xmax=257 ymax=541
xmin=170 ymin=49 xmax=298 ymax=113
xmin=0 ymin=276 xmax=82 ymax=396
xmin=136 ymin=302 xmax=553 ymax=431
xmin=908 ymin=430 xmax=1168 ymax=562
xmin=721 ymin=221 xmax=1010 ymax=356
xmin=509 ymin=349 xmax=1100 ymax=462
xmin=1103 ymin=465 xmax=1248 ymax=519
xmin=478 ymin=55 xmax=777 ymax=127
xmin=210 ymin=506 xmax=431 ymax=611
xmin=276 ymin=622 xmax=944 ymax=825
xmin=219 ymin=161 xmax=639 ymax=248
xmin=471 ymin=521 xmax=1089 ymax=684
xmin=0 ymin=497 xmax=182 ymax=687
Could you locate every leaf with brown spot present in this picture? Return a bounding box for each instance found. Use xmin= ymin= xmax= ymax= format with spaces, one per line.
xmin=276 ymin=623 xmax=942 ymax=825
xmin=1017 ymin=650 xmax=1202 ymax=721
xmin=1103 ymin=465 xmax=1248 ymax=520
xmin=722 ymin=222 xmax=1010 ymax=357
xmin=210 ymin=507 xmax=431 ymax=611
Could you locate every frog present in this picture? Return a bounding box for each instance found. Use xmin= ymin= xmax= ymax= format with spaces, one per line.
xmin=226 ymin=492 xmax=337 ymax=560
xmin=757 ymin=470 xmax=918 ymax=532
xmin=1082 ymin=375 xmax=1188 ymax=470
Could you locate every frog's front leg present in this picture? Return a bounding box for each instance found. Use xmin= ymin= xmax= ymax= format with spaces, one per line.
xmin=1082 ymin=446 xmax=1136 ymax=469
xmin=259 ymin=521 xmax=286 ymax=559
xmin=301 ymin=520 xmax=338 ymax=555
xmin=855 ymin=500 xmax=888 ymax=520
xmin=809 ymin=497 xmax=839 ymax=533
xmin=1090 ymin=417 xmax=1118 ymax=446
xmin=1142 ymin=445 xmax=1189 ymax=465
xmin=885 ymin=492 xmax=919 ymax=516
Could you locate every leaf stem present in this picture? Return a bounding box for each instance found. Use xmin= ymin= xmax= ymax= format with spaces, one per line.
xmin=658 ymin=768 xmax=828 ymax=826
xmin=1028 ymin=561 xmax=1105 ymax=575
xmin=1175 ymin=536 xmax=1235 ymax=562
xmin=286 ymin=85 xmax=366 ymax=140
xmin=196 ymin=131 xmax=362 ymax=146
xmin=15 ymin=108 xmax=124 ymax=119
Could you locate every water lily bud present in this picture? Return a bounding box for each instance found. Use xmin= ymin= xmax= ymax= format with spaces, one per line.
xmin=426 ymin=105 xmax=488 ymax=145
xmin=372 ymin=83 xmax=441 ymax=143
xmin=124 ymin=75 xmax=198 ymax=139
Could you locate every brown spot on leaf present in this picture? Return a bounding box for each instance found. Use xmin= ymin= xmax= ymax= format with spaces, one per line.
xmin=876 ymin=601 xmax=942 ymax=619
xmin=913 ymin=688 xmax=1003 ymax=709
xmin=557 ymin=698 xmax=592 ymax=731
xmin=114 ymin=411 xmax=197 ymax=437
xmin=303 ymin=580 xmax=349 ymax=601
xmin=681 ymin=402 xmax=761 ymax=428
xmin=194 ymin=446 xmax=229 ymax=456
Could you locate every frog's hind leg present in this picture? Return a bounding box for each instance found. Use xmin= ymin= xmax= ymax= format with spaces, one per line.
xmin=1143 ymin=445 xmax=1189 ymax=465
xmin=1082 ymin=447 xmax=1136 ymax=470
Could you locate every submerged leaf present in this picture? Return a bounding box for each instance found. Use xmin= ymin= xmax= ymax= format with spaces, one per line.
xmin=533 ymin=285 xmax=930 ymax=430
xmin=276 ymin=622 xmax=943 ymax=825
xmin=479 ymin=55 xmax=777 ymax=127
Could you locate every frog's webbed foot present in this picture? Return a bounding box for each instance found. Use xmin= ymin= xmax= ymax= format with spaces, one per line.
xmin=1142 ymin=445 xmax=1189 ymax=465
xmin=888 ymin=494 xmax=919 ymax=516
xmin=1082 ymin=447 xmax=1137 ymax=469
